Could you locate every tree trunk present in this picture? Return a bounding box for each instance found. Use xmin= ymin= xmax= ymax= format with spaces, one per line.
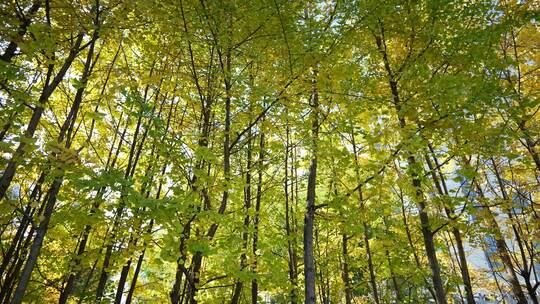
xmin=0 ymin=33 xmax=84 ymax=200
xmin=0 ymin=0 xmax=41 ymax=62
xmin=424 ymin=151 xmax=475 ymax=304
xmin=303 ymin=71 xmax=319 ymax=304
xmin=186 ymin=37 xmax=233 ymax=304
xmin=251 ymin=132 xmax=264 ymax=304
xmin=341 ymin=234 xmax=352 ymax=304
xmin=125 ymin=218 xmax=153 ymax=304
xmin=351 ymin=128 xmax=380 ymax=304
xmin=95 ymin=76 xmax=156 ymax=300
xmin=489 ymin=159 xmax=531 ymax=304
xmin=9 ymin=28 xmax=98 ymax=303
xmin=284 ymin=119 xmax=299 ymax=304
xmin=374 ymin=29 xmax=447 ymax=303
xmin=231 ymin=129 xmax=253 ymax=304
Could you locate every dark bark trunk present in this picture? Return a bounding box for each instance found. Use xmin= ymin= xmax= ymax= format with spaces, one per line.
xmin=92 ymin=108 xmax=137 ymax=298
xmin=0 ymin=0 xmax=41 ymax=62
xmin=424 ymin=151 xmax=475 ymax=304
xmin=482 ymin=243 xmax=508 ymax=304
xmin=397 ymin=187 xmax=437 ymax=301
xmin=0 ymin=172 xmax=44 ymax=279
xmin=314 ymin=227 xmax=326 ymax=304
xmin=374 ymin=29 xmax=447 ymax=303
xmin=341 ymin=234 xmax=352 ymax=304
xmin=292 ymin=147 xmax=300 ymax=304
xmin=303 ymin=71 xmax=319 ymax=304
xmin=9 ymin=28 xmax=97 ymax=304
xmin=386 ymin=249 xmax=402 ymax=302
xmin=416 ymin=193 xmax=447 ymax=304
xmin=56 ymin=28 xmax=107 ymax=304
xmin=125 ymin=218 xmax=152 ymax=304
xmin=58 ymin=214 xmax=94 ymax=304
xmin=187 ymin=37 xmax=232 ymax=304
xmin=75 ymin=125 xmax=124 ymax=302
xmin=170 ymin=220 xmax=191 ymax=304
xmin=489 ymin=159 xmax=531 ymax=304
xmin=473 ymin=181 xmax=527 ymax=304
xmin=0 ymin=254 xmax=25 ymax=304
xmin=0 ymin=33 xmax=84 ymax=200
xmin=114 ymin=184 xmax=159 ymax=304
xmin=452 ymin=230 xmax=475 ymax=303
xmin=231 ymin=130 xmax=253 ymax=304
xmin=10 ymin=177 xmax=63 ymax=304
xmin=0 ymin=223 xmax=34 ymax=304
xmin=251 ymin=132 xmax=264 ymax=304
xmin=363 ymin=222 xmax=380 ymax=304
xmin=284 ymin=120 xmax=299 ymax=304
xmin=95 ymin=75 xmax=157 ymax=300
xmin=114 ymin=258 xmax=133 ymax=304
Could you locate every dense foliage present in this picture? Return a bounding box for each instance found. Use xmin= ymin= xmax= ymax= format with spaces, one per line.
xmin=0 ymin=0 xmax=538 ymax=303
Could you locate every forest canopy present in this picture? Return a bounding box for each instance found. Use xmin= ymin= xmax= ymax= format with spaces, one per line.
xmin=0 ymin=0 xmax=539 ymax=303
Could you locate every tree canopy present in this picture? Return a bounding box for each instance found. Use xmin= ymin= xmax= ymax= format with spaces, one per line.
xmin=0 ymin=0 xmax=538 ymax=303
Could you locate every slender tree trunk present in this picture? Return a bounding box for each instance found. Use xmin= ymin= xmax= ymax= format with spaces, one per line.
xmin=473 ymin=182 xmax=527 ymax=304
xmin=386 ymin=249 xmax=402 ymax=302
xmin=10 ymin=177 xmax=61 ymax=304
xmin=396 ymin=185 xmax=437 ymax=301
xmin=490 ymin=159 xmax=533 ymax=304
xmin=284 ymin=119 xmax=299 ymax=304
xmin=171 ymin=102 xmax=210 ymax=304
xmin=231 ymin=130 xmax=253 ymax=304
xmin=292 ymin=148 xmax=300 ymax=304
xmin=374 ymin=29 xmax=447 ymax=303
xmin=123 ymin=100 xmax=175 ymax=304
xmin=303 ymin=71 xmax=319 ymax=304
xmin=482 ymin=243 xmax=508 ymax=304
xmin=114 ymin=251 xmax=136 ymax=304
xmin=0 ymin=0 xmax=41 ymax=62
xmin=0 ymin=33 xmax=84 ymax=200
xmin=451 ymin=231 xmax=474 ymax=303
xmin=170 ymin=221 xmax=192 ymax=304
xmin=443 ymin=233 xmax=466 ymax=304
xmin=251 ymin=132 xmax=264 ymax=304
xmin=341 ymin=233 xmax=352 ymax=304
xmin=380 ymin=216 xmax=402 ymax=302
xmin=0 ymin=172 xmax=44 ymax=280
xmin=95 ymin=76 xmax=157 ymax=300
xmin=424 ymin=150 xmax=475 ymax=304
xmin=114 ymin=136 xmax=165 ymax=304
xmin=67 ymin=107 xmax=127 ymax=302
xmin=171 ymin=11 xmax=213 ymax=304
xmin=124 ymin=219 xmax=152 ymax=304
xmin=58 ymin=40 xmax=121 ymax=303
xmin=9 ymin=26 xmax=98 ymax=303
xmin=350 ymin=128 xmax=380 ymax=304
xmin=125 ymin=250 xmax=144 ymax=304
xmin=414 ymin=180 xmax=447 ymax=304
xmin=186 ymin=37 xmax=233 ymax=304
xmin=363 ymin=222 xmax=380 ymax=304
xmin=0 ymin=222 xmax=35 ymax=304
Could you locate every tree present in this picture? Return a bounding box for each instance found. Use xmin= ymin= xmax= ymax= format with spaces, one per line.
xmin=0 ymin=1 xmax=537 ymax=303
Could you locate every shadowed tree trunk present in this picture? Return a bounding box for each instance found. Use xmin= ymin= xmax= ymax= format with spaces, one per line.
xmin=251 ymin=132 xmax=264 ymax=304
xmin=303 ymin=70 xmax=319 ymax=304
xmin=9 ymin=20 xmax=99 ymax=303
xmin=374 ymin=26 xmax=447 ymax=304
xmin=0 ymin=31 xmax=85 ymax=201
xmin=424 ymin=149 xmax=475 ymax=304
